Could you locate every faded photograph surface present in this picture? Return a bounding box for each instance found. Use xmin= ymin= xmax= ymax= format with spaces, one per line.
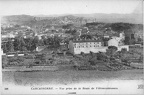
xmin=0 ymin=0 xmax=143 ymax=94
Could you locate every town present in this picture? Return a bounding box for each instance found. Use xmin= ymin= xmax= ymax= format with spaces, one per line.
xmin=1 ymin=0 xmax=144 ymax=94
xmin=1 ymin=15 xmax=143 ymax=71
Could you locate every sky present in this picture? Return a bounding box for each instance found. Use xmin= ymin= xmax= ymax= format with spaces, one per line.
xmin=0 ymin=0 xmax=142 ymax=16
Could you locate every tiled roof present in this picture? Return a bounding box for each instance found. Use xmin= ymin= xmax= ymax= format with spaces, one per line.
xmin=72 ymin=39 xmax=102 ymax=43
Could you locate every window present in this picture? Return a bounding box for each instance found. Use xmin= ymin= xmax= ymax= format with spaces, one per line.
xmin=77 ymin=45 xmax=80 ymax=48
xmin=74 ymin=44 xmax=76 ymax=48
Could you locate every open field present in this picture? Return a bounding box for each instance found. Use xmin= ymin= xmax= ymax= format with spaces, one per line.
xmin=2 ymin=69 xmax=143 ymax=86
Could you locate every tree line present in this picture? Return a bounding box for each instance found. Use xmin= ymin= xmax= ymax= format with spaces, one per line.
xmin=2 ymin=36 xmax=62 ymax=53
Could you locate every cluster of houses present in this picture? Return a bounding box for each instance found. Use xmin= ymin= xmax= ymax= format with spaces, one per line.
xmin=1 ymin=22 xmax=142 ymax=57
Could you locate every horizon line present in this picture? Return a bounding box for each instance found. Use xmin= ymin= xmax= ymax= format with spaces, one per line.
xmin=2 ymin=12 xmax=137 ymax=17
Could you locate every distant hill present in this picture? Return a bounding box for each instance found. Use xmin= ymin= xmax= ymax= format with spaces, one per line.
xmin=74 ymin=12 xmax=142 ymax=24
xmin=75 ymin=3 xmax=143 ymax=24
xmin=1 ymin=15 xmax=36 ymax=25
xmin=1 ymin=14 xmax=143 ymax=38
xmin=85 ymin=22 xmax=143 ymax=35
xmin=1 ymin=11 xmax=143 ymax=27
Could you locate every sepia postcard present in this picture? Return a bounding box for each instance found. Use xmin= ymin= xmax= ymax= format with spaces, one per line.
xmin=0 ymin=0 xmax=143 ymax=94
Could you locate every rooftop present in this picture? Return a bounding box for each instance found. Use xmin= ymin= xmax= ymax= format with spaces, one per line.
xmin=72 ymin=39 xmax=102 ymax=43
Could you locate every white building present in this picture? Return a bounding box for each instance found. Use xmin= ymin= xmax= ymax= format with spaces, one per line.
xmin=8 ymin=33 xmax=15 ymax=38
xmin=108 ymin=38 xmax=119 ymax=47
xmin=69 ymin=40 xmax=107 ymax=54
xmin=69 ymin=36 xmax=129 ymax=55
xmin=108 ymin=37 xmax=129 ymax=51
xmin=1 ymin=49 xmax=6 ymax=55
xmin=36 ymin=46 xmax=47 ymax=52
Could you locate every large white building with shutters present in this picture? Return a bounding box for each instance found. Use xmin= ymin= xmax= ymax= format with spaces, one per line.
xmin=68 ymin=39 xmax=107 ymax=54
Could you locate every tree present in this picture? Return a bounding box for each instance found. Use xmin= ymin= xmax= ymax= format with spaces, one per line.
xmin=124 ymin=36 xmax=130 ymax=45
xmin=21 ymin=46 xmax=27 ymax=51
xmin=33 ymin=36 xmax=39 ymax=44
xmin=65 ymin=29 xmax=77 ymax=35
xmin=107 ymin=46 xmax=118 ymax=56
xmin=32 ymin=36 xmax=39 ymax=49
xmin=2 ymin=42 xmax=8 ymax=53
xmin=47 ymin=36 xmax=62 ymax=48
xmin=13 ymin=37 xmax=20 ymax=51
xmin=2 ymin=56 xmax=8 ymax=68
xmin=89 ymin=53 xmax=97 ymax=66
xmin=38 ymin=39 xmax=44 ymax=46
xmin=97 ymin=52 xmax=108 ymax=61
xmin=24 ymin=37 xmax=34 ymax=51
xmin=30 ymin=44 xmax=37 ymax=51
xmin=139 ymin=54 xmax=143 ymax=62
xmin=19 ymin=37 xmax=26 ymax=51
xmin=6 ymin=39 xmax=14 ymax=52
xmin=14 ymin=37 xmax=26 ymax=51
xmin=62 ymin=24 xmax=73 ymax=29
xmin=121 ymin=48 xmax=127 ymax=54
xmin=14 ymin=24 xmax=20 ymax=28
xmin=80 ymin=52 xmax=85 ymax=57
xmin=90 ymin=51 xmax=94 ymax=57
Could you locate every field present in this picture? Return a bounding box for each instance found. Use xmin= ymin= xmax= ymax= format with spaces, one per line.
xmin=2 ymin=46 xmax=143 ymax=87
xmin=2 ymin=69 xmax=143 ymax=86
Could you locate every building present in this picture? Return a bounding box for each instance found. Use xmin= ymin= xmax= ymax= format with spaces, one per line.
xmin=69 ymin=35 xmax=129 ymax=55
xmin=1 ymin=49 xmax=6 ymax=55
xmin=108 ymin=37 xmax=129 ymax=51
xmin=124 ymin=30 xmax=135 ymax=45
xmin=108 ymin=38 xmax=119 ymax=47
xmin=69 ymin=39 xmax=107 ymax=54
xmin=36 ymin=46 xmax=47 ymax=52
